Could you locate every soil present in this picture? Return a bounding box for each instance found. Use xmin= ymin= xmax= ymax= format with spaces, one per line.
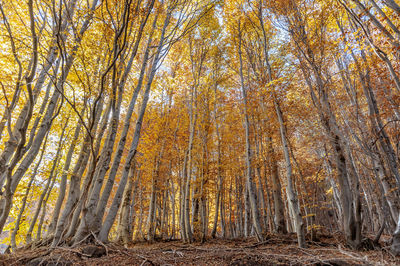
xmin=1 ymin=234 xmax=399 ymax=265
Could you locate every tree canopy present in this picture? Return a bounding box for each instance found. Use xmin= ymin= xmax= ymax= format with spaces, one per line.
xmin=0 ymin=0 xmax=400 ymax=256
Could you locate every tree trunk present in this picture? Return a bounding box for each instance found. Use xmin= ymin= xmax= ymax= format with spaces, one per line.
xmin=26 ymin=118 xmax=67 ymax=243
xmin=391 ymin=214 xmax=400 ymax=255
xmin=116 ymin=163 xmax=136 ymax=246
xmin=10 ymin=135 xmax=47 ymax=249
xmin=48 ymin=108 xmax=85 ymax=235
xmin=275 ymin=100 xmax=306 ymax=247
xmin=238 ymin=20 xmax=263 ymax=242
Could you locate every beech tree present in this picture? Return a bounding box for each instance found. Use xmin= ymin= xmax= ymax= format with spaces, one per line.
xmin=0 ymin=0 xmax=400 ymax=255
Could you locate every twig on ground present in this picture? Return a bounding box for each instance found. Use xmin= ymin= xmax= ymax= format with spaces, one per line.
xmin=338 ymin=245 xmax=371 ymax=264
xmin=138 ymin=254 xmax=154 ymax=265
xmin=91 ymin=231 xmax=109 ymax=256
xmin=55 ymin=246 xmax=90 ymax=257
xmin=71 ymin=233 xmax=91 ymax=248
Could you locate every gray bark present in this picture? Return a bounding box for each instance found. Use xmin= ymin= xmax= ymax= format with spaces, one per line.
xmin=115 ymin=163 xmax=136 ymax=246
xmin=26 ymin=119 xmax=67 ymax=243
xmin=238 ymin=20 xmax=263 ymax=241
xmin=10 ymin=134 xmax=48 ymax=249
xmin=391 ymin=214 xmax=400 ymax=255
xmin=47 ymin=108 xmax=85 ymax=235
xmin=97 ymin=10 xmax=171 ymax=242
xmin=275 ymin=101 xmax=306 ymax=247
xmin=95 ymin=15 xmax=154 ymax=223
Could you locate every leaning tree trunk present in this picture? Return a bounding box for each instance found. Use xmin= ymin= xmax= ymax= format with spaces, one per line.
xmin=64 ymin=99 xmax=110 ymax=240
xmin=26 ymin=117 xmax=67 ymax=243
xmin=10 ymin=135 xmax=47 ymax=249
xmin=97 ymin=7 xmax=173 ymax=243
xmin=51 ymin=99 xmax=104 ymax=247
xmin=0 ymin=0 xmax=98 ymax=236
xmin=36 ymin=169 xmax=58 ymax=241
xmin=275 ymin=100 xmax=306 ymax=248
xmin=47 ymin=107 xmax=85 ymax=235
xmin=286 ymin=1 xmax=362 ymax=246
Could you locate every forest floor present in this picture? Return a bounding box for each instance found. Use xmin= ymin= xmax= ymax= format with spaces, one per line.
xmin=1 ymin=233 xmax=400 ymax=265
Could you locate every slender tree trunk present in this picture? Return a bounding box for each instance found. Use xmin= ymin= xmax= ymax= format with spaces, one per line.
xmin=268 ymin=138 xmax=287 ymax=234
xmin=10 ymin=135 xmax=47 ymax=249
xmin=183 ymin=84 xmax=197 ymax=243
xmin=274 ymin=100 xmax=306 ymax=247
xmin=95 ymin=3 xmax=155 ymax=223
xmin=26 ymin=118 xmax=67 ymax=243
xmin=237 ymin=21 xmax=263 ymax=242
xmin=48 ymin=107 xmax=85 ymax=235
xmin=147 ymin=155 xmax=162 ymax=241
xmin=36 ymin=170 xmax=58 ymax=241
xmin=51 ymin=98 xmax=104 ymax=247
xmin=116 ymin=163 xmax=136 ymax=246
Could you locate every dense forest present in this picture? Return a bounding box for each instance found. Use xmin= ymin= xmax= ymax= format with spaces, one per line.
xmin=0 ymin=0 xmax=400 ymax=263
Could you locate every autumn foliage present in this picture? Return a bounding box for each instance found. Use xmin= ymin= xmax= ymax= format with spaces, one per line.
xmin=0 ymin=0 xmax=399 ymax=257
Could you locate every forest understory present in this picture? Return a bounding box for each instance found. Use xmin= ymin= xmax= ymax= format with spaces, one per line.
xmin=2 ymin=0 xmax=400 ymax=264
xmin=2 ymin=234 xmax=400 ymax=266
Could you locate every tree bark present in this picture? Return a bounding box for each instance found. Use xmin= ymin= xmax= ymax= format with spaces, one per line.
xmin=238 ymin=20 xmax=263 ymax=241
xmin=274 ymin=100 xmax=306 ymax=247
